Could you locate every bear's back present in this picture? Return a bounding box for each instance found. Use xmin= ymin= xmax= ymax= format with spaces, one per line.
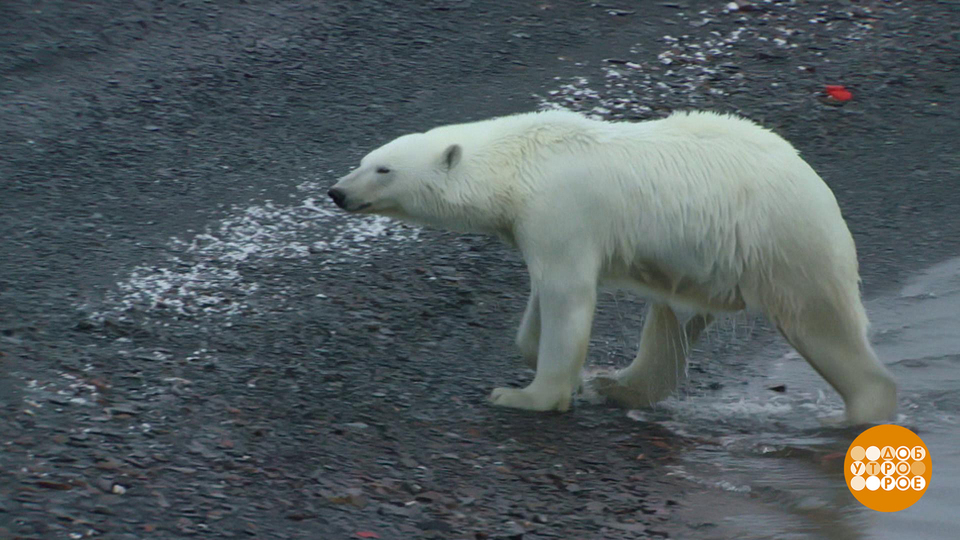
xmin=427 ymin=109 xmax=798 ymax=165
xmin=653 ymin=110 xmax=799 ymax=156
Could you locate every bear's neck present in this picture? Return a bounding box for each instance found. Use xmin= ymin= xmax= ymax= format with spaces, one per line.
xmin=428 ymin=200 xmax=516 ymax=240
xmin=411 ymin=180 xmax=519 ymax=242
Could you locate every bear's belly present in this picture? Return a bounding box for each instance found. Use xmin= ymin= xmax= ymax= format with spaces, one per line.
xmin=601 ymin=260 xmax=746 ymax=313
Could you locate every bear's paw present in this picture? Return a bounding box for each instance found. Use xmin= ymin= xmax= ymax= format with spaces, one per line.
xmin=590 ymin=371 xmax=668 ymax=410
xmin=490 ymin=386 xmax=571 ymax=412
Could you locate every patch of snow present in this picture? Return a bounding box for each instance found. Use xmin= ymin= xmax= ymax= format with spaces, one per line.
xmin=85 ymin=178 xmax=420 ymax=320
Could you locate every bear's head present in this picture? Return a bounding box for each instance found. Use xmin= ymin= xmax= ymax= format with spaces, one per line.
xmin=328 ymin=133 xmax=462 ymax=223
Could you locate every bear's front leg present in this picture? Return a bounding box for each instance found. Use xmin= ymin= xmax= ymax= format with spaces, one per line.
xmin=515 ymin=289 xmax=540 ymax=370
xmin=492 ymin=270 xmax=597 ymax=412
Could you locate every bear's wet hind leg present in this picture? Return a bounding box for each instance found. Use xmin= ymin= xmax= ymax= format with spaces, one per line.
xmin=593 ymin=304 xmax=713 ymax=408
xmin=778 ymin=298 xmax=897 ymax=425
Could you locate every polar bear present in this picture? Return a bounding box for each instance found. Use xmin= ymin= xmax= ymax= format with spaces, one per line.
xmin=328 ymin=109 xmax=898 ymax=425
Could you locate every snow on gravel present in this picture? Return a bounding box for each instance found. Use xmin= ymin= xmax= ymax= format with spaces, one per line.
xmin=86 ymin=178 xmax=420 ymax=320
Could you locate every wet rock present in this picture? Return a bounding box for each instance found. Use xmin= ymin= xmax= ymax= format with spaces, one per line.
xmin=417 ymin=519 xmax=454 ymax=532
xmin=95 ymin=477 xmax=115 ymax=493
xmin=326 ymin=489 xmax=366 ymax=508
xmin=498 ymin=520 xmax=526 ymax=539
xmin=34 ymin=480 xmax=74 ymax=491
xmin=107 ymin=403 xmax=139 ymax=415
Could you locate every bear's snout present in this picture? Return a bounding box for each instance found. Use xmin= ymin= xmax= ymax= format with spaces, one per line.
xmin=328 ymin=188 xmax=347 ymax=209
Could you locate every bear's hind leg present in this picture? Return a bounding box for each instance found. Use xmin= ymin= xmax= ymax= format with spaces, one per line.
xmin=778 ymin=298 xmax=897 ymax=425
xmin=594 ymin=303 xmax=713 ymax=408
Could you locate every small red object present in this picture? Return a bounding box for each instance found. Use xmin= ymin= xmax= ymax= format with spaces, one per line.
xmin=825 ymin=85 xmax=853 ymax=101
xmin=356 ymin=533 xmax=380 ymax=539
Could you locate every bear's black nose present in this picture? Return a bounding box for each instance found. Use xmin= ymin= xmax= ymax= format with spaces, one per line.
xmin=328 ymin=188 xmax=347 ymax=208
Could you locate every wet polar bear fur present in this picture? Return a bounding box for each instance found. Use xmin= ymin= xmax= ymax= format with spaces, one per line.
xmin=329 ymin=109 xmax=898 ymax=425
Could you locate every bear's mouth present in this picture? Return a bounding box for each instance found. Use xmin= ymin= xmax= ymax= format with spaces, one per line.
xmin=351 ymin=202 xmax=372 ymax=212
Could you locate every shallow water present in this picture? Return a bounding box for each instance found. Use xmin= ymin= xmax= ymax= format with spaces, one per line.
xmin=624 ymin=257 xmax=960 ymax=539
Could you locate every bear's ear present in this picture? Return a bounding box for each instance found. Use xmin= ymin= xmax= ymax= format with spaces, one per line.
xmin=441 ymin=144 xmax=462 ymax=171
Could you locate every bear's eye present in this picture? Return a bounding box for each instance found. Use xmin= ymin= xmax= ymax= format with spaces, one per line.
xmin=376 ymin=167 xmax=391 ymax=174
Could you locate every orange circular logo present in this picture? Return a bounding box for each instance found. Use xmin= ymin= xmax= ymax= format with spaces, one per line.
xmin=844 ymin=424 xmax=931 ymax=512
